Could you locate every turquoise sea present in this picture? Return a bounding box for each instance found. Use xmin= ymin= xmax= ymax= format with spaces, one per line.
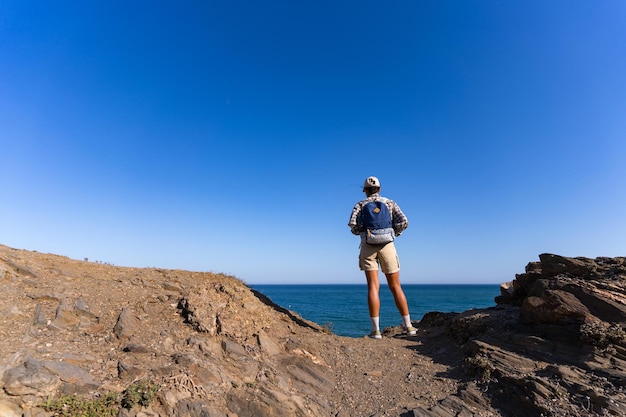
xmin=251 ymin=284 xmax=501 ymax=338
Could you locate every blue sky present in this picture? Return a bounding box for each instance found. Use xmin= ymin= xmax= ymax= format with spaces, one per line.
xmin=1 ymin=1 xmax=625 ymax=284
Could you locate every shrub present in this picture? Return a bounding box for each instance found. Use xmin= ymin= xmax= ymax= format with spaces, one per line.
xmin=41 ymin=379 xmax=160 ymax=416
xmin=320 ymin=322 xmax=334 ymax=334
xmin=121 ymin=378 xmax=160 ymax=409
xmin=580 ymin=322 xmax=626 ymax=349
xmin=40 ymin=392 xmax=119 ymax=417
xmin=465 ymin=354 xmax=494 ymax=382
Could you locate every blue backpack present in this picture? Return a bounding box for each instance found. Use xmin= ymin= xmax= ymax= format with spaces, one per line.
xmin=361 ymin=200 xmax=395 ymax=245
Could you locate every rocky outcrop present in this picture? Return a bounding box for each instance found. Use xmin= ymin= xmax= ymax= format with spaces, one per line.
xmin=419 ymin=253 xmax=626 ymax=417
xmin=498 ymin=253 xmax=626 ymax=325
xmin=1 ymin=245 xmax=626 ymax=417
xmin=0 ymin=244 xmax=333 ymax=417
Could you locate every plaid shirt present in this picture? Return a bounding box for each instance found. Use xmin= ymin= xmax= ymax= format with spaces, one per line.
xmin=348 ymin=193 xmax=409 ymax=237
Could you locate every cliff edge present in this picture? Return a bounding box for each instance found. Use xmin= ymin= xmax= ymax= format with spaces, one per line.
xmin=1 ymin=245 xmax=625 ymax=417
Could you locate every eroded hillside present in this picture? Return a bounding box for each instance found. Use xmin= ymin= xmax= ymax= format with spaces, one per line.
xmin=1 ymin=244 xmax=626 ymax=417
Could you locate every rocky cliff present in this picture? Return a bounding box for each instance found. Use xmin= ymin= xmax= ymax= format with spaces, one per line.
xmin=1 ymin=245 xmax=625 ymax=417
xmin=423 ymin=253 xmax=626 ymax=417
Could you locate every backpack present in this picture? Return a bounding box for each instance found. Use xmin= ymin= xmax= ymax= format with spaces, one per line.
xmin=360 ymin=200 xmax=395 ymax=245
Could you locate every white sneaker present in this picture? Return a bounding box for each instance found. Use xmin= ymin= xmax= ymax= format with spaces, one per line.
xmin=368 ymin=330 xmax=382 ymax=339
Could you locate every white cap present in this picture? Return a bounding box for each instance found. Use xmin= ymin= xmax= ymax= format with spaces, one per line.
xmin=363 ymin=176 xmax=380 ymax=188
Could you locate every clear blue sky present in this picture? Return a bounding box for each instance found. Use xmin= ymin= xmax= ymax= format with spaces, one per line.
xmin=1 ymin=1 xmax=625 ymax=284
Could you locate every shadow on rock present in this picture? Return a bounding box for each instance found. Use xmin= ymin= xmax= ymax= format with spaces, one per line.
xmin=250 ymin=288 xmax=325 ymax=332
xmin=404 ymin=253 xmax=626 ymax=417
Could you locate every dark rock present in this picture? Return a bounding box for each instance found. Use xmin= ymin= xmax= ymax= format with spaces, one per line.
xmin=50 ymin=298 xmax=81 ymax=330
xmin=520 ymin=289 xmax=590 ymax=324
xmin=123 ymin=343 xmax=151 ymax=354
xmin=117 ymin=358 xmax=145 ymax=380
xmin=539 ymin=253 xmax=599 ymax=278
xmin=2 ymin=359 xmax=59 ymax=396
xmin=113 ymin=306 xmax=138 ymax=339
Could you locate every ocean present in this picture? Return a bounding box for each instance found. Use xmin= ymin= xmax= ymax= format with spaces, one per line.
xmin=251 ymin=284 xmax=501 ymax=338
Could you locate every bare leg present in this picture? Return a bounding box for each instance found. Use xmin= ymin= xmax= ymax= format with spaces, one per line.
xmin=384 ymin=271 xmax=410 ymax=316
xmin=365 ymin=270 xmax=380 ymax=317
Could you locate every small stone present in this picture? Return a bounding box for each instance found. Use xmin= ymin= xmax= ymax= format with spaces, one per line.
xmin=0 ymin=401 xmax=22 ymax=417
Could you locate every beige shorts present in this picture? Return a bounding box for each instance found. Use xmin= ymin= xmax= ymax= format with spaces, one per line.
xmin=359 ymin=242 xmax=400 ymax=274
